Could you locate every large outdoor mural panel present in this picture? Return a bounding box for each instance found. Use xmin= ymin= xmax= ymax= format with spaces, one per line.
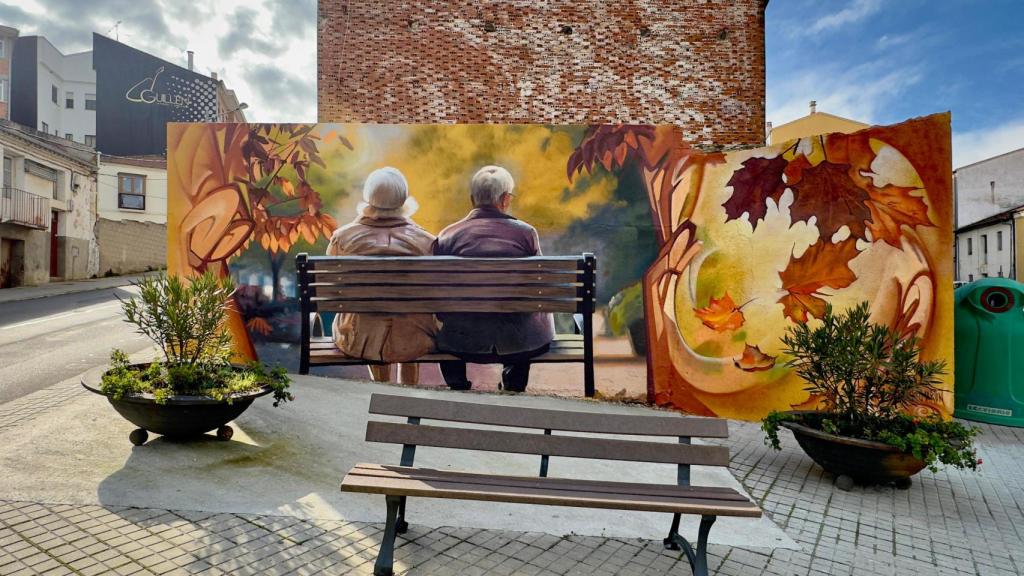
xmin=167 ymin=116 xmax=953 ymax=420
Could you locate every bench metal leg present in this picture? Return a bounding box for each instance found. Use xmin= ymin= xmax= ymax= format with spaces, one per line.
xmin=396 ymin=496 xmax=409 ymax=534
xmin=664 ymin=515 xmax=716 ymax=576
xmin=374 ymin=496 xmax=401 ymax=576
xmin=663 ymin=513 xmax=683 ymax=550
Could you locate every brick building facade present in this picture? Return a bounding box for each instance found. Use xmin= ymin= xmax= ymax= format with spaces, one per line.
xmin=318 ymin=0 xmax=767 ymax=147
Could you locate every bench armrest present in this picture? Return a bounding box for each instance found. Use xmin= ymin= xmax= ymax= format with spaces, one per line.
xmin=310 ymin=312 xmax=325 ymax=338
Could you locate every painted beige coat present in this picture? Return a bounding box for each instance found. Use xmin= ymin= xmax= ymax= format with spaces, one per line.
xmin=326 ymin=216 xmax=438 ymax=362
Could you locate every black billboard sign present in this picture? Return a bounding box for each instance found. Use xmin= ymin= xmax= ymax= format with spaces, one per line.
xmin=93 ymin=34 xmax=218 ymax=156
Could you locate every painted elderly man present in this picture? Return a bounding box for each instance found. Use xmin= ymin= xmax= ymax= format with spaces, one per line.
xmin=327 ymin=167 xmax=437 ymax=385
xmin=433 ymin=165 xmax=554 ymax=392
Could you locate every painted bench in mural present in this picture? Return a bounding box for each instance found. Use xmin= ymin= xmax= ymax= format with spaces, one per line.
xmin=295 ymin=253 xmax=598 ymax=397
xmin=341 ymin=393 xmax=761 ymax=576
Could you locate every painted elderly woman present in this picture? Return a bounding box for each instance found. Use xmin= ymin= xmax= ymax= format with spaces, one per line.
xmin=326 ymin=167 xmax=437 ymax=384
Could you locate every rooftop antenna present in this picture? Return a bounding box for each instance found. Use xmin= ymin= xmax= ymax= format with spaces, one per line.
xmin=107 ymin=20 xmax=122 ymax=41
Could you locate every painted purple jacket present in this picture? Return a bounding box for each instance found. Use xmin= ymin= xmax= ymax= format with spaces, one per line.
xmin=433 ymin=206 xmax=555 ymax=354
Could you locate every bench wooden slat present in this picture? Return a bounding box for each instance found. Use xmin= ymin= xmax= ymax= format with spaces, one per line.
xmin=368 ymin=394 xmax=729 ymax=438
xmin=311 ymin=299 xmax=580 ymax=313
xmin=313 ymin=285 xmax=580 ymax=299
xmin=365 ymin=422 xmax=731 ymax=466
xmin=341 ymin=468 xmax=761 ymax=517
xmin=308 ymin=271 xmax=580 ymax=286
xmin=308 ymin=256 xmax=581 ymax=273
xmin=309 ymin=334 xmax=583 ymax=351
xmin=351 ymin=464 xmax=749 ymax=501
xmin=310 ymin=340 xmax=585 ymax=364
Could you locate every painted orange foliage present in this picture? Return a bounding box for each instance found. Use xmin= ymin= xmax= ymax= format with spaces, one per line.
xmin=694 ymin=292 xmax=745 ymax=332
xmin=778 ymin=239 xmax=860 ymax=323
xmin=734 ymin=344 xmax=776 ymax=372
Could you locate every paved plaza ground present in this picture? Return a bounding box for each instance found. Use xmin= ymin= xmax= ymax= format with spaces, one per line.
xmin=1 ymin=372 xmax=1023 ymax=576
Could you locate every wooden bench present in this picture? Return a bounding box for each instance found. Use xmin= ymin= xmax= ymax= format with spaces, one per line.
xmin=341 ymin=394 xmax=762 ymax=576
xmin=296 ymin=253 xmax=597 ymax=396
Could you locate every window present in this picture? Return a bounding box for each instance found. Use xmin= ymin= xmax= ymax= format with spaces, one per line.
xmin=982 ymin=234 xmax=988 ymax=264
xmin=990 ymin=181 xmax=996 ymax=202
xmin=117 ymin=173 xmax=146 ymax=210
xmin=65 ymin=133 xmax=73 ymax=141
xmin=65 ymin=91 xmax=74 ymax=109
xmin=3 ymin=157 xmax=12 ymax=188
xmin=0 ymin=79 xmax=7 ymax=103
xmin=0 ymin=39 xmax=5 ymax=58
xmin=41 ymin=121 xmax=48 ymax=133
xmin=969 ymin=274 xmax=974 ymax=282
xmin=982 ymin=273 xmax=989 ymax=278
xmin=84 ymin=135 xmax=95 ymax=147
xmin=84 ymin=94 xmax=96 ymax=111
xmin=967 ymin=237 xmax=973 ymax=255
xmin=998 ymin=230 xmax=1004 ymax=251
xmin=25 ymin=160 xmax=59 ymax=199
xmin=51 ymin=85 xmax=58 ymax=104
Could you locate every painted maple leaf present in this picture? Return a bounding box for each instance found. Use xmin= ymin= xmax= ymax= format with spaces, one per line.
xmin=864 ymin=179 xmax=932 ymax=247
xmin=733 ymin=344 xmax=776 ymax=372
xmin=790 ymin=161 xmax=870 ymax=240
xmin=778 ymin=239 xmax=860 ymax=323
xmin=722 ymin=155 xmax=788 ymax=230
xmin=694 ymin=292 xmax=745 ymax=331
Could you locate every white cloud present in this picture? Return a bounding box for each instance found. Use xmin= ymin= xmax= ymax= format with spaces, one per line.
xmin=767 ymin=63 xmax=923 ymax=127
xmin=953 ymin=120 xmax=1024 ymax=169
xmin=808 ymin=0 xmax=882 ymax=35
xmin=6 ymin=0 xmax=316 ymax=123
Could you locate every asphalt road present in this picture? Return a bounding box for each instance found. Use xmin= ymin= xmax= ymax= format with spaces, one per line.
xmin=0 ymin=286 xmax=152 ymax=404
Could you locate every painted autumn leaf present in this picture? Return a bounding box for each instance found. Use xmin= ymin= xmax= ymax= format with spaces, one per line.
xmin=790 ymin=161 xmax=870 ymax=240
xmin=246 ymin=317 xmax=273 ymax=336
xmin=864 ymin=180 xmax=931 ymax=247
xmin=734 ymin=344 xmax=776 ymax=372
xmin=722 ymin=155 xmax=788 ymax=230
xmin=694 ymin=292 xmax=745 ymax=331
xmin=778 ymin=238 xmax=860 ymax=323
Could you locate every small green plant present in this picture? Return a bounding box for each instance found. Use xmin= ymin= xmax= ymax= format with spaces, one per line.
xmin=101 ymin=272 xmax=292 ymax=406
xmin=762 ymin=302 xmax=979 ymax=472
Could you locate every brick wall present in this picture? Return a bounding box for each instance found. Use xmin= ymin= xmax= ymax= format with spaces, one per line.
xmin=318 ymin=0 xmax=766 ymax=147
xmin=95 ymin=218 xmax=166 ymax=276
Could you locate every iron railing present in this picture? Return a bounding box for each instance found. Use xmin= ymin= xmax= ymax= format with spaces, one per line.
xmin=0 ymin=187 xmax=48 ymax=229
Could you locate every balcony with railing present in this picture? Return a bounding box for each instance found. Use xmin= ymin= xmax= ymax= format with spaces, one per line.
xmin=0 ymin=187 xmax=49 ymax=229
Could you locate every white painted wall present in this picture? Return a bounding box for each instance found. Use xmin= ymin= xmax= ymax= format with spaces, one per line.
xmin=956 ymin=148 xmax=1024 ymax=228
xmin=956 ymin=220 xmax=1014 ymax=282
xmin=97 ymin=160 xmax=167 ymax=224
xmin=32 ymin=38 xmax=95 ymax=144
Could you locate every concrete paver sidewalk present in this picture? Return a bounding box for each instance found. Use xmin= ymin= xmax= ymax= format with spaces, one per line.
xmin=1 ymin=374 xmax=1023 ymax=575
xmin=0 ymin=272 xmax=159 ymax=304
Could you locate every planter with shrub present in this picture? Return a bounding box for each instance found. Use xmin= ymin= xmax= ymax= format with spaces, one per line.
xmin=761 ymin=302 xmax=979 ymax=490
xmin=82 ymin=272 xmax=292 ymax=445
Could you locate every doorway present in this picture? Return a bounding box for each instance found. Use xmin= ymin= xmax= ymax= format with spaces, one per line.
xmin=50 ymin=211 xmax=59 ymax=278
xmin=0 ymin=238 xmax=25 ymax=288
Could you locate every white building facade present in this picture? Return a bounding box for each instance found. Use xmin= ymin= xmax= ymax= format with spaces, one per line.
xmin=956 ymin=211 xmax=1017 ymax=283
xmin=0 ymin=120 xmax=98 ymax=287
xmin=95 ymin=155 xmax=167 ymax=275
xmin=955 ymin=147 xmax=1024 ymax=228
xmin=10 ymin=36 xmax=96 ymax=146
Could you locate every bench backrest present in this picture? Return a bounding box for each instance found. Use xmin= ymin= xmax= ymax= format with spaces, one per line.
xmin=364 ymin=394 xmax=730 ymax=480
xmin=297 ymin=254 xmax=595 ymax=314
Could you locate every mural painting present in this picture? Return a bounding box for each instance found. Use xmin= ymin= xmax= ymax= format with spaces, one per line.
xmin=167 ymin=116 xmax=953 ymax=420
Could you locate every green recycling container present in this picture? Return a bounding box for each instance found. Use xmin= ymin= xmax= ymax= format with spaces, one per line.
xmin=954 ymin=278 xmax=1024 ymax=427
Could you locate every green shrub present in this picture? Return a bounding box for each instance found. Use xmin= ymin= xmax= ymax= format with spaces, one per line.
xmin=762 ymin=302 xmax=978 ymax=472
xmin=101 ymin=272 xmax=292 ymax=406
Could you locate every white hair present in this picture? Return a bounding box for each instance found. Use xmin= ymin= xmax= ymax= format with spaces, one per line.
xmin=470 ymin=165 xmax=515 ymax=207
xmin=357 ymin=167 xmax=417 ymax=218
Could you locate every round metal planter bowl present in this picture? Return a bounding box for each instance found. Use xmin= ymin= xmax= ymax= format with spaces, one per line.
xmin=780 ymin=413 xmax=927 ymax=491
xmin=82 ymin=364 xmax=272 ymax=446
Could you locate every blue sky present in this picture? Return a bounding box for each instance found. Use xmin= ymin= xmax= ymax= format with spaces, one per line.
xmin=766 ymin=0 xmax=1024 ymax=168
